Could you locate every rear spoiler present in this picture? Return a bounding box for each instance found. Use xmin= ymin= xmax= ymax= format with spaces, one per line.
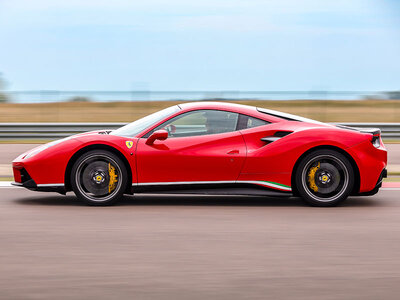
xmin=336 ymin=125 xmax=382 ymax=148
xmin=336 ymin=125 xmax=381 ymax=136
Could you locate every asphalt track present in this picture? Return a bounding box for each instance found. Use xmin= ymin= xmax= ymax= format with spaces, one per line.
xmin=1 ymin=186 xmax=400 ymax=299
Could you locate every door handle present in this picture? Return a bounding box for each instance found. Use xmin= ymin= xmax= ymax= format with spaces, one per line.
xmin=227 ymin=150 xmax=239 ymax=155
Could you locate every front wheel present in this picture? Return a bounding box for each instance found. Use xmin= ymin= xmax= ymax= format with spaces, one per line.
xmin=295 ymin=149 xmax=354 ymax=207
xmin=71 ymin=150 xmax=128 ymax=205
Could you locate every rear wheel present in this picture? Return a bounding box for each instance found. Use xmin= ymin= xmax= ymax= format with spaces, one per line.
xmin=71 ymin=150 xmax=128 ymax=205
xmin=295 ymin=149 xmax=354 ymax=207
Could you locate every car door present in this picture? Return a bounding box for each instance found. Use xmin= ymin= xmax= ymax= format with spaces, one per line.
xmin=135 ymin=109 xmax=246 ymax=185
xmin=237 ymin=117 xmax=294 ymax=190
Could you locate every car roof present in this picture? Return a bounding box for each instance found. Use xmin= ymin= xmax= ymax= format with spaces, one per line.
xmin=178 ymin=101 xmax=258 ymax=115
xmin=178 ymin=101 xmax=327 ymax=125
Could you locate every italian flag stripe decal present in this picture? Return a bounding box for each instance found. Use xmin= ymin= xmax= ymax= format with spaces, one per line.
xmin=238 ymin=180 xmax=292 ymax=191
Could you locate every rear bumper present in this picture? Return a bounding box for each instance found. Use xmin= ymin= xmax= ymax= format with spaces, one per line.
xmin=346 ymin=140 xmax=387 ymax=193
xmin=356 ymin=168 xmax=387 ymax=196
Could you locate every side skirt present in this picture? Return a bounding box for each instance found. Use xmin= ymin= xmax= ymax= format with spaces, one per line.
xmin=133 ymin=182 xmax=292 ymax=197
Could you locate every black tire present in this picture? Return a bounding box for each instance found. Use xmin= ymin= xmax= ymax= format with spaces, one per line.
xmin=70 ymin=150 xmax=128 ymax=206
xmin=295 ymin=149 xmax=354 ymax=207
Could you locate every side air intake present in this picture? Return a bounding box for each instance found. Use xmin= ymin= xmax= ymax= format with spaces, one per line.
xmin=261 ymin=131 xmax=293 ymax=144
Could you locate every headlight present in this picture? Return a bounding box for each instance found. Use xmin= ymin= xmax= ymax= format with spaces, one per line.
xmin=24 ymin=144 xmax=49 ymax=159
xmin=24 ymin=137 xmax=72 ymax=159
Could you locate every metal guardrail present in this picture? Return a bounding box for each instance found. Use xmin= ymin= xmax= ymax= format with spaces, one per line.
xmin=0 ymin=122 xmax=399 ymax=140
xmin=0 ymin=123 xmax=126 ymax=139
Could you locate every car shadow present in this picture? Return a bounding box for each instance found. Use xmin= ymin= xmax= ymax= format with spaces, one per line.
xmin=14 ymin=193 xmax=383 ymax=207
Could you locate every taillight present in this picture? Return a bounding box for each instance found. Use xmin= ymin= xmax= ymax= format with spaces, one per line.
xmin=372 ymin=134 xmax=381 ymax=148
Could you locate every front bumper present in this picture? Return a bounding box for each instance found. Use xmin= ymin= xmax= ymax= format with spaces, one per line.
xmin=12 ymin=167 xmax=66 ymax=194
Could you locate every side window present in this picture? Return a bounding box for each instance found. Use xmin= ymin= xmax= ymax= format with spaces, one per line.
xmin=237 ymin=114 xmax=269 ymax=130
xmin=148 ymin=110 xmax=239 ymax=138
xmin=246 ymin=116 xmax=269 ymax=129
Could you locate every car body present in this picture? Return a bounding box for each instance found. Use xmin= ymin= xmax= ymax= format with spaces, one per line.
xmin=12 ymin=102 xmax=387 ymax=206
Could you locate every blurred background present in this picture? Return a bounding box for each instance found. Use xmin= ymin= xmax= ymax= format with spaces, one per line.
xmin=0 ymin=0 xmax=399 ymax=124
xmin=1 ymin=2 xmax=400 ymax=299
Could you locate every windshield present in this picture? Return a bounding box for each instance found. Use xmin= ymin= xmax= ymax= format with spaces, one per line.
xmin=111 ymin=105 xmax=181 ymax=137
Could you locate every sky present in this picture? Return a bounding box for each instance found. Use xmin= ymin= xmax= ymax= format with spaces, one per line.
xmin=0 ymin=0 xmax=399 ymax=91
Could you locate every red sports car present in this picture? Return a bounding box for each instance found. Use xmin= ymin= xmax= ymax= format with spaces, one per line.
xmin=12 ymin=102 xmax=387 ymax=206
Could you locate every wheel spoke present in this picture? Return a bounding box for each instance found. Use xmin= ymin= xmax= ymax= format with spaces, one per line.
xmin=75 ymin=154 xmax=122 ymax=202
xmin=302 ymin=154 xmax=349 ymax=202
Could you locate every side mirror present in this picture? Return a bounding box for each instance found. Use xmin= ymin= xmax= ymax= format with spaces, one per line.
xmin=146 ymin=129 xmax=168 ymax=145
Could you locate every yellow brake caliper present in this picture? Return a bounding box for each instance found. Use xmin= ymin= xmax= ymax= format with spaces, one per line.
xmin=307 ymin=162 xmax=320 ymax=192
xmin=108 ymin=163 xmax=118 ymax=193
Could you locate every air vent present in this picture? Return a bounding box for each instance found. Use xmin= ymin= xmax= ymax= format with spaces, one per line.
xmin=20 ymin=168 xmax=32 ymax=183
xmin=98 ymin=131 xmax=112 ymax=135
xmin=274 ymin=131 xmax=292 ymax=137
xmin=261 ymin=131 xmax=293 ymax=144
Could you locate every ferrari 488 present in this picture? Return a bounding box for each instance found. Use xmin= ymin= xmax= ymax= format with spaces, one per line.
xmin=12 ymin=102 xmax=387 ymax=206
